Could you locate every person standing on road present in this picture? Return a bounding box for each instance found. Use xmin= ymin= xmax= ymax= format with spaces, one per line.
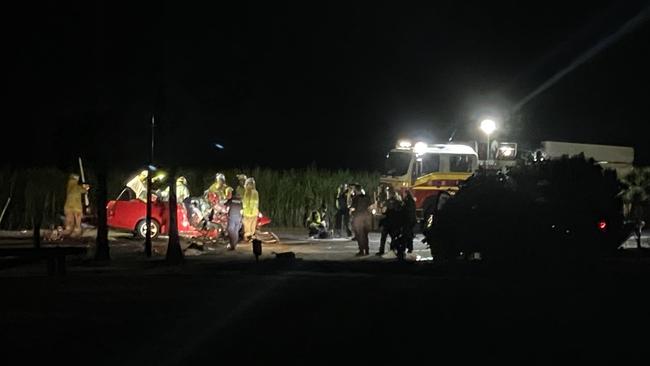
xmin=402 ymin=190 xmax=417 ymax=254
xmin=226 ymin=188 xmax=243 ymax=250
xmin=376 ymin=188 xmax=403 ymax=256
xmin=175 ymin=176 xmax=190 ymax=202
xmin=62 ymin=174 xmax=90 ymax=238
xmin=334 ymin=184 xmax=352 ymax=238
xmin=350 ymin=184 xmax=371 ymax=256
xmin=176 ymin=176 xmax=192 ymax=223
xmin=235 ymin=174 xmax=247 ymax=198
xmin=242 ymin=177 xmax=259 ymax=241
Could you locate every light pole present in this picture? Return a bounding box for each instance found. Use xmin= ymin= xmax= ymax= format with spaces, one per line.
xmin=480 ymin=119 xmax=496 ymax=168
xmin=145 ymin=115 xmax=155 ymax=257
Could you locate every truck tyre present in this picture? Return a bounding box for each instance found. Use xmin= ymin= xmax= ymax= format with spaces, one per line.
xmin=135 ymin=219 xmax=160 ymax=239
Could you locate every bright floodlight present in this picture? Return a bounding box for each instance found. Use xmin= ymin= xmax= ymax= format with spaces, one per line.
xmin=414 ymin=141 xmax=428 ymax=155
xmin=480 ymin=119 xmax=496 ymax=134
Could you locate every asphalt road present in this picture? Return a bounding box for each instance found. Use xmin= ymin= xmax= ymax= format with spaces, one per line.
xmin=0 ymin=228 xmax=436 ymax=263
xmin=1 ymin=229 xmax=649 ymax=365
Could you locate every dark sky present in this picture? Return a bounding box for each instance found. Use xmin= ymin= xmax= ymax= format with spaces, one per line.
xmin=5 ymin=1 xmax=650 ymax=171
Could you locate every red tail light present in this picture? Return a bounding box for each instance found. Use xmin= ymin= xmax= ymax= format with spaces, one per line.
xmin=597 ymin=220 xmax=607 ymax=231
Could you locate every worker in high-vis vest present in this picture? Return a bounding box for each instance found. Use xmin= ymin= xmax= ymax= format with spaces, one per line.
xmin=242 ymin=177 xmax=259 ymax=241
xmin=126 ymin=170 xmax=148 ymax=201
xmin=208 ymin=173 xmax=233 ymax=203
xmin=63 ymin=174 xmax=90 ymax=237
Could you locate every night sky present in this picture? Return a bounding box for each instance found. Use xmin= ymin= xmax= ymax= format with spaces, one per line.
xmin=5 ymin=1 xmax=650 ymax=171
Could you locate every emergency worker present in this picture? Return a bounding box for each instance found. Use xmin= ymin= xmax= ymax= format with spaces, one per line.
xmin=319 ymin=203 xmax=330 ymax=237
xmin=159 ymin=176 xmax=190 ymax=200
xmin=204 ymin=173 xmax=232 ymax=231
xmin=62 ymin=174 xmax=90 ymax=237
xmin=235 ymin=174 xmax=247 ymax=198
xmin=163 ymin=176 xmax=191 ymax=222
xmin=208 ymin=173 xmax=233 ymax=203
xmin=334 ymin=184 xmax=352 ymax=237
xmin=350 ymin=184 xmax=371 ymax=256
xmin=226 ymin=188 xmax=243 ymax=250
xmin=402 ymin=190 xmax=417 ymax=254
xmin=175 ymin=176 xmax=189 ymax=201
xmin=126 ymin=170 xmax=148 ymax=201
xmin=306 ymin=208 xmax=322 ymax=237
xmin=242 ymin=177 xmax=259 ymax=241
xmin=376 ymin=188 xmax=403 ymax=255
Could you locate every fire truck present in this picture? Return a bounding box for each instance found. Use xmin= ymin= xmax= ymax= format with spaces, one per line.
xmin=376 ymin=140 xmax=479 ymax=221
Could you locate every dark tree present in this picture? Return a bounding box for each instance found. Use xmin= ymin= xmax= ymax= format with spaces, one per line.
xmin=94 ymin=161 xmax=110 ymax=261
xmin=32 ymin=204 xmax=42 ymax=250
xmin=430 ymin=156 xmax=627 ymax=266
xmin=92 ymin=0 xmax=110 ymax=261
xmin=28 ymin=173 xmax=46 ymax=250
xmin=165 ymin=166 xmax=183 ymax=264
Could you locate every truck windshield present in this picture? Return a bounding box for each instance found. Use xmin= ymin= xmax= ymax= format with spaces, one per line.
xmin=449 ymin=154 xmax=476 ymax=172
xmin=383 ymin=151 xmax=412 ymax=176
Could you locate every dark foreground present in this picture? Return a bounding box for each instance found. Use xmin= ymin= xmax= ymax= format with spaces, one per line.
xmin=1 ymin=254 xmax=649 ymax=366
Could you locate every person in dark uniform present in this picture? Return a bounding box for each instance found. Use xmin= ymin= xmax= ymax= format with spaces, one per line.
xmin=376 ymin=188 xmax=403 ymax=255
xmin=350 ymin=184 xmax=371 ymax=256
xmin=334 ymin=184 xmax=352 ymax=237
xmin=402 ymin=189 xmax=417 ymax=254
xmin=225 ymin=188 xmax=243 ymax=250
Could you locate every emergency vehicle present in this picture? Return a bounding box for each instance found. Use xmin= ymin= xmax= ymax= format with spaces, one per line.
xmin=377 ymin=140 xmax=479 ymax=219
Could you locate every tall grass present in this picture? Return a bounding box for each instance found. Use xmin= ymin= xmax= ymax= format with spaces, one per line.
xmin=0 ymin=166 xmax=379 ymax=230
xmin=0 ymin=167 xmax=66 ymax=230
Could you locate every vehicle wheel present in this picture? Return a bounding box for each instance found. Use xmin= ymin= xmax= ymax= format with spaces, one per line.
xmin=135 ymin=219 xmax=160 ymax=239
